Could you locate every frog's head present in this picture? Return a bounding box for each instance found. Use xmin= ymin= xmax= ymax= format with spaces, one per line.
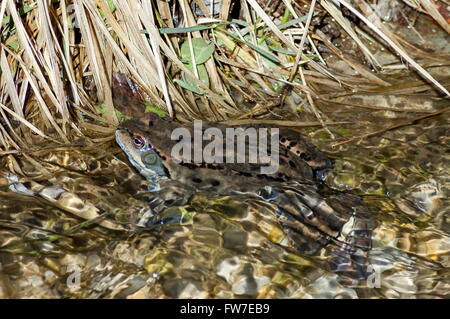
xmin=115 ymin=113 xmax=173 ymax=191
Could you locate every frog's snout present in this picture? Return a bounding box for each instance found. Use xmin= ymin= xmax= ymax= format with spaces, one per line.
xmin=115 ymin=128 xmax=130 ymax=147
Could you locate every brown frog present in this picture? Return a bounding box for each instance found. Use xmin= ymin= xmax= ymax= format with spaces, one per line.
xmin=115 ymin=113 xmax=373 ymax=281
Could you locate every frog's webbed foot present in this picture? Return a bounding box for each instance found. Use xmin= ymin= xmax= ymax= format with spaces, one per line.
xmin=135 ymin=180 xmax=195 ymax=228
xmin=258 ymin=183 xmax=373 ymax=282
xmin=327 ymin=194 xmax=373 ymax=284
xmin=228 ymin=183 xmax=334 ymax=253
xmin=142 ymin=180 xmax=194 ymax=212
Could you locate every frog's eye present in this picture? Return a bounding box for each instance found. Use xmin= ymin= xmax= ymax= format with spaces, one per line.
xmin=133 ymin=135 xmax=145 ymax=149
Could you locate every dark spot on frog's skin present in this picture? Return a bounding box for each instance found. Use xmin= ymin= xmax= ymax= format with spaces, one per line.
xmin=165 ymin=199 xmax=175 ymax=205
xmin=290 ymin=141 xmax=298 ymax=147
xmin=280 ymin=137 xmax=286 ymax=143
xmin=272 ymin=172 xmax=286 ymax=182
xmin=299 ymin=152 xmax=311 ymax=161
xmin=192 ymin=178 xmax=202 ymax=183
xmin=288 ymin=160 xmax=296 ymax=168
xmin=182 ymin=163 xmax=197 ymax=169
xmin=208 ymin=163 xmax=224 ymax=170
xmin=163 ymin=166 xmax=171 ymax=178
xmin=211 ymin=180 xmax=220 ymax=187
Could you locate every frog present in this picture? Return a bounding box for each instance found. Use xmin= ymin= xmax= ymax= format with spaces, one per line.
xmin=115 ymin=112 xmax=373 ymax=282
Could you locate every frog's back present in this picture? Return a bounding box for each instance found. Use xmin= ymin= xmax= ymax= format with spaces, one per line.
xmin=119 ymin=114 xmax=331 ymax=189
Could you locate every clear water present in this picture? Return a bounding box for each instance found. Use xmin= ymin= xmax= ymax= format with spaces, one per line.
xmin=0 ymin=111 xmax=448 ymax=298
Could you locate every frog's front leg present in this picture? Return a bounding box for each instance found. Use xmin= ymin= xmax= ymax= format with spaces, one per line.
xmin=136 ymin=180 xmax=195 ymax=228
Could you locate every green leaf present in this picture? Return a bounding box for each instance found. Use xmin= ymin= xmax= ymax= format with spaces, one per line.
xmin=217 ymin=27 xmax=280 ymax=64
xmin=180 ymin=38 xmax=214 ymax=64
xmin=268 ymin=46 xmax=296 ymax=56
xmin=114 ymin=110 xmax=132 ymax=121
xmin=174 ymin=79 xmax=203 ymax=95
xmin=98 ymin=1 xmax=115 ymax=23
xmin=2 ymin=6 xmax=36 ymax=25
xmin=277 ymin=14 xmax=316 ymax=30
xmin=182 ymin=63 xmax=209 ymax=88
xmin=243 ymin=40 xmax=280 ymax=64
xmin=230 ymin=19 xmax=248 ymax=27
xmin=145 ymin=103 xmax=168 ymax=117
xmin=280 ymin=8 xmax=291 ymax=25
xmin=106 ymin=0 xmax=116 ymax=12
xmin=158 ymin=24 xmax=218 ymax=34
xmin=7 ymin=41 xmax=19 ymax=51
xmin=19 ymin=6 xmax=36 ymax=15
xmin=97 ymin=103 xmax=107 ymax=114
xmin=258 ymin=39 xmax=278 ymax=69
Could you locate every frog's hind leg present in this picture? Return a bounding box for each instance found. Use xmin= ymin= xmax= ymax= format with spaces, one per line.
xmin=258 ymin=184 xmax=373 ymax=283
xmin=327 ymin=194 xmax=373 ymax=285
xmin=272 ymin=204 xmax=332 ymax=254
xmin=258 ymin=184 xmax=350 ymax=241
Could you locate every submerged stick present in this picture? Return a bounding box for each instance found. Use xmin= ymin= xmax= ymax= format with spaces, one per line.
xmin=331 ymin=106 xmax=450 ymax=147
